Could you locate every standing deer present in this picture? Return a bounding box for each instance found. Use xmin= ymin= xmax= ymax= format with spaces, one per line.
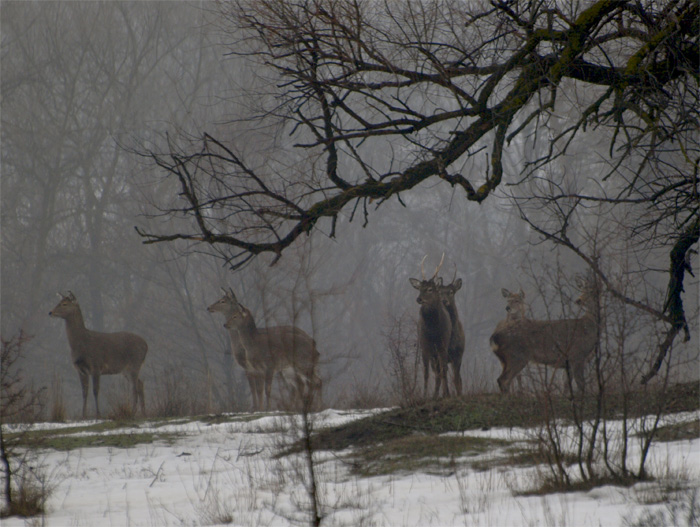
xmin=489 ymin=280 xmax=599 ymax=394
xmin=223 ymin=290 xmax=322 ymax=411
xmin=49 ymin=292 xmax=147 ymax=418
xmin=439 ymin=277 xmax=465 ymax=395
xmin=208 ymin=289 xmax=264 ymax=410
xmin=409 ymin=254 xmax=452 ymax=398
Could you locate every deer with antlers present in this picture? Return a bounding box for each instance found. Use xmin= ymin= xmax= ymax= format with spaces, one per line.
xmin=410 ymin=254 xmax=453 ymax=398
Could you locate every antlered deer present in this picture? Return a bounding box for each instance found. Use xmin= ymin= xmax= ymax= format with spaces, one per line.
xmin=409 ymin=254 xmax=452 ymax=398
xmin=490 ymin=280 xmax=599 ymax=394
xmin=223 ymin=290 xmax=322 ymax=411
xmin=208 ymin=289 xmax=264 ymax=410
xmin=49 ymin=292 xmax=147 ymax=418
xmin=439 ymin=277 xmax=465 ymax=395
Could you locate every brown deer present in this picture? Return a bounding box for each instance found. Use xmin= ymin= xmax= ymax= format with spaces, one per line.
xmin=207 ymin=289 xmax=265 ymax=410
xmin=495 ymin=288 xmax=527 ymax=330
xmin=439 ymin=277 xmax=465 ymax=395
xmin=223 ymin=290 xmax=322 ymax=411
xmin=49 ymin=292 xmax=147 ymax=418
xmin=490 ymin=280 xmax=599 ymax=394
xmin=409 ymin=254 xmax=452 ymax=398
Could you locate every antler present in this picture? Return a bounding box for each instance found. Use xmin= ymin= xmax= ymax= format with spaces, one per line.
xmin=227 ymin=287 xmax=238 ymax=303
xmin=420 ymin=255 xmax=428 ymax=280
xmin=432 ymin=253 xmax=445 ymax=280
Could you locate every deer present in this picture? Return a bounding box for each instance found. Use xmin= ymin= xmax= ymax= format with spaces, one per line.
xmin=49 ymin=292 xmax=147 ymax=419
xmin=207 ymin=289 xmax=265 ymax=410
xmin=222 ymin=289 xmax=322 ymax=411
xmin=409 ymin=254 xmax=452 ymax=399
xmin=439 ymin=276 xmax=465 ymax=396
xmin=489 ymin=279 xmax=599 ymax=395
xmin=495 ymin=288 xmax=528 ymax=331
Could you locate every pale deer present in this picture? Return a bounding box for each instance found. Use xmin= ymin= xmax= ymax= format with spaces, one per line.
xmin=409 ymin=254 xmax=452 ymax=398
xmin=439 ymin=277 xmax=465 ymax=395
xmin=493 ymin=288 xmax=529 ymax=391
xmin=223 ymin=290 xmax=322 ymax=411
xmin=490 ymin=281 xmax=599 ymax=394
xmin=208 ymin=289 xmax=266 ymax=410
xmin=49 ymin=292 xmax=147 ymax=418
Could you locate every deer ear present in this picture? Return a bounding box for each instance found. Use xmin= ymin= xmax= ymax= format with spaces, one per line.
xmin=409 ymin=278 xmax=421 ymax=289
xmin=518 ymin=288 xmax=525 ymax=299
xmin=453 ymin=278 xmax=462 ymax=290
xmin=435 ymin=277 xmax=443 ymax=287
xmin=67 ymin=291 xmax=76 ymax=301
xmin=501 ymin=288 xmax=511 ymax=298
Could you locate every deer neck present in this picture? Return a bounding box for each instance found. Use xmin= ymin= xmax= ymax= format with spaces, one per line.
xmin=63 ymin=308 xmax=87 ymax=350
xmin=421 ymin=301 xmax=444 ymax=319
xmin=445 ymin=302 xmax=459 ymax=323
xmin=234 ymin=308 xmax=260 ymax=353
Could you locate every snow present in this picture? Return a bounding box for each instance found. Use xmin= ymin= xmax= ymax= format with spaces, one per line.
xmin=2 ymin=408 xmax=698 ymax=526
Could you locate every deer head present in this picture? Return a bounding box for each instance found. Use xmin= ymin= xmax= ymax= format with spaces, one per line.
xmin=409 ymin=253 xmax=446 ymax=307
xmin=49 ymin=291 xmax=79 ymax=318
xmin=501 ymin=288 xmax=526 ymax=320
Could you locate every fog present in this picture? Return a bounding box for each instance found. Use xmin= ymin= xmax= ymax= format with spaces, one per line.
xmin=2 ymin=2 xmax=696 ymax=417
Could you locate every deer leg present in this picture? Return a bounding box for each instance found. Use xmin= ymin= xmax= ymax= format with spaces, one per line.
xmin=571 ymin=362 xmax=586 ymax=396
xmin=439 ymin=356 xmax=450 ymax=398
xmin=246 ymin=372 xmax=259 ymax=411
xmin=422 ymin=350 xmax=430 ymax=398
xmin=264 ymin=370 xmax=274 ymax=411
xmin=126 ymin=372 xmax=139 ymax=414
xmin=91 ymin=374 xmax=101 ymax=418
xmin=138 ymin=378 xmax=145 ymax=415
xmin=450 ymin=357 xmax=463 ymax=396
xmin=78 ymin=370 xmax=89 ymax=419
xmin=431 ymin=356 xmax=440 ymax=399
xmin=497 ymin=358 xmax=528 ymax=394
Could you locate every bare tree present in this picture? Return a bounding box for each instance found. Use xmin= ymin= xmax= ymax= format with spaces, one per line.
xmin=0 ymin=332 xmax=45 ymax=516
xmin=139 ymin=1 xmax=697 ymax=382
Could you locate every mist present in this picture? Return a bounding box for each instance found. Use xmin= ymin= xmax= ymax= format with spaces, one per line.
xmin=2 ymin=2 xmax=696 ymax=417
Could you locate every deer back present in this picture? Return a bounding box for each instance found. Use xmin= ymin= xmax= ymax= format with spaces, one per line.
xmin=49 ymin=292 xmax=147 ymax=375
xmin=224 ymin=299 xmax=318 ymax=377
xmin=256 ymin=325 xmax=319 ymax=377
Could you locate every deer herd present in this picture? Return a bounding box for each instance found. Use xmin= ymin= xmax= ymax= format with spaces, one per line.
xmin=49 ymin=255 xmax=599 ymax=418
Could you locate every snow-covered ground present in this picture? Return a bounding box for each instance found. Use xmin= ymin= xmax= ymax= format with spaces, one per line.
xmin=2 ymin=408 xmax=698 ymax=526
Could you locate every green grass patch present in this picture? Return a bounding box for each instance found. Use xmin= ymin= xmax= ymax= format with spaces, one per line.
xmin=299 ymin=381 xmax=699 ymax=453
xmin=347 ymin=434 xmax=511 ymax=477
xmin=5 ymin=420 xmax=181 ymax=451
